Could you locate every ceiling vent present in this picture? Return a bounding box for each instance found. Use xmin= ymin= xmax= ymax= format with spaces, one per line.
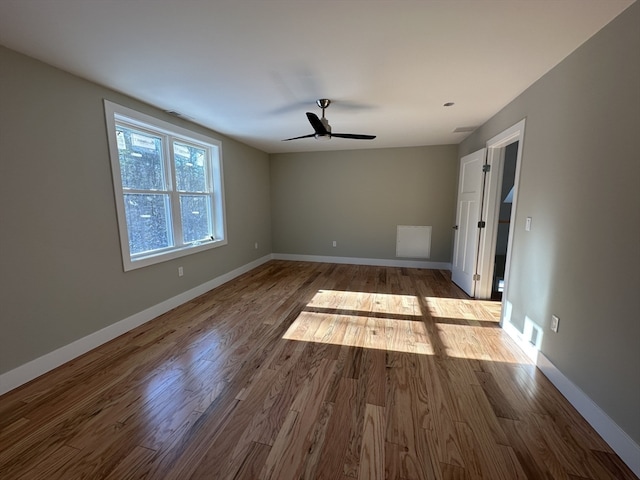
xmin=165 ymin=110 xmax=193 ymax=120
xmin=454 ymin=126 xmax=477 ymax=133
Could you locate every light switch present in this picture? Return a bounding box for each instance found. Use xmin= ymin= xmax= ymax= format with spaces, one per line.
xmin=525 ymin=217 xmax=532 ymax=231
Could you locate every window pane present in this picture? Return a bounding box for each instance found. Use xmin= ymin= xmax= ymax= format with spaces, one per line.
xmin=180 ymin=195 xmax=211 ymax=243
xmin=116 ymin=125 xmax=165 ymax=190
xmin=174 ymin=142 xmax=207 ymax=192
xmin=124 ymin=194 xmax=172 ymax=254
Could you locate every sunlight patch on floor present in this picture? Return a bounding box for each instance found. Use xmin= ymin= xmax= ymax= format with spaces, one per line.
xmin=310 ymin=289 xmax=421 ymax=316
xmin=425 ymin=296 xmax=502 ymax=322
xmin=435 ymin=322 xmax=493 ymax=361
xmin=281 ymin=289 xmax=527 ymax=360
xmin=283 ymin=311 xmax=433 ymax=355
xmin=435 ymin=322 xmax=531 ymax=364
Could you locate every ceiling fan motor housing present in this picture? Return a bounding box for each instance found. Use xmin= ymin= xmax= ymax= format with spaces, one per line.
xmin=320 ymin=117 xmax=331 ymax=132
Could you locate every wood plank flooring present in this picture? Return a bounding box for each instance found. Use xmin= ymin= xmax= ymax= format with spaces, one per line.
xmin=0 ymin=260 xmax=636 ymax=479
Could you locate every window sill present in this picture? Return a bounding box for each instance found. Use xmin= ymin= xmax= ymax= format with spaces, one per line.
xmin=124 ymin=238 xmax=227 ymax=271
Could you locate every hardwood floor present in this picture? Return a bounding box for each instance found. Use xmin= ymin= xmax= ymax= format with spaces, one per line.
xmin=0 ymin=260 xmax=636 ymax=479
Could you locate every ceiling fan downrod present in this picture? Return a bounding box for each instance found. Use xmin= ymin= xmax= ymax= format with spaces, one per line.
xmin=316 ymin=98 xmax=331 ymax=118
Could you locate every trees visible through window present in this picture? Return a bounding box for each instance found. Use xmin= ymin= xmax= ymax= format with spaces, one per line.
xmin=104 ymin=101 xmax=226 ymax=271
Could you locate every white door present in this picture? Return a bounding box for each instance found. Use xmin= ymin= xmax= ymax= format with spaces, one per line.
xmin=451 ymin=148 xmax=486 ymax=296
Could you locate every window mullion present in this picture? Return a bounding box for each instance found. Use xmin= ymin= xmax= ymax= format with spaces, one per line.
xmin=167 ymin=135 xmax=183 ymax=248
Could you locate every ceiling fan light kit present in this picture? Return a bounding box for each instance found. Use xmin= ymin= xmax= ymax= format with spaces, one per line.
xmin=282 ymin=99 xmax=376 ymax=142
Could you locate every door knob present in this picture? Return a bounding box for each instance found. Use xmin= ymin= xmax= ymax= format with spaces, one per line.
xmin=453 ymin=225 xmax=459 ymax=230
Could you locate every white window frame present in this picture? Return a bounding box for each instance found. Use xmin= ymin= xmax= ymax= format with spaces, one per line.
xmin=104 ymin=100 xmax=227 ymax=271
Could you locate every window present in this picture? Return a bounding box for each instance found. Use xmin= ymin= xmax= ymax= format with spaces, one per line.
xmin=104 ymin=100 xmax=226 ymax=271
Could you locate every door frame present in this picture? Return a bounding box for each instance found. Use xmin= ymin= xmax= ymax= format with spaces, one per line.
xmin=475 ymin=119 xmax=526 ymax=304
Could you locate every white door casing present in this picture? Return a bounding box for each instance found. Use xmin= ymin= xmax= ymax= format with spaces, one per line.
xmin=451 ymin=148 xmax=486 ymax=296
xmin=479 ymin=119 xmax=526 ymax=305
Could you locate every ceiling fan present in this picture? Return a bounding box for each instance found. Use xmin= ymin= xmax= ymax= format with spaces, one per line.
xmin=282 ymin=99 xmax=376 ymax=141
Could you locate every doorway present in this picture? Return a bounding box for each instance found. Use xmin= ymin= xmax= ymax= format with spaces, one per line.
xmin=452 ymin=119 xmax=525 ymax=306
xmin=491 ymin=141 xmax=518 ymax=300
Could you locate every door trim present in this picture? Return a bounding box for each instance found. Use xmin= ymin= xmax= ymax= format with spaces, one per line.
xmin=475 ymin=119 xmax=526 ymax=302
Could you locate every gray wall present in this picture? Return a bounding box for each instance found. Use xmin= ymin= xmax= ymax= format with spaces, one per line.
xmin=459 ymin=2 xmax=640 ymax=444
xmin=0 ymin=46 xmax=272 ymax=374
xmin=270 ymin=146 xmax=458 ymax=262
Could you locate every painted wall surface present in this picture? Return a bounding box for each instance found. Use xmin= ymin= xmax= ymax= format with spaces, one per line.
xmin=270 ymin=146 xmax=458 ymax=262
xmin=0 ymin=46 xmax=272 ymax=374
xmin=459 ymin=3 xmax=640 ymax=444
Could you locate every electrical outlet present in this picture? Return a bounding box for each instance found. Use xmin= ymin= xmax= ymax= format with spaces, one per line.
xmin=332 ymin=241 xmax=337 ymax=247
xmin=551 ymin=314 xmax=559 ymax=332
xmin=178 ymin=266 xmax=184 ymax=277
xmin=254 ymin=242 xmax=258 ymax=250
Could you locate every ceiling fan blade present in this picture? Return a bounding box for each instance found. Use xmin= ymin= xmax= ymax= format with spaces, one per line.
xmin=282 ymin=133 xmax=316 ymax=141
xmin=331 ymin=133 xmax=376 ymax=140
xmin=306 ymin=112 xmax=329 ymax=136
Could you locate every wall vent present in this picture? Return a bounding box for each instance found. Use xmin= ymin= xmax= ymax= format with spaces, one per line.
xmin=396 ymin=225 xmax=432 ymax=259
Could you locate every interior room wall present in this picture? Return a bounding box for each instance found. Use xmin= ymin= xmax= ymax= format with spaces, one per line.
xmin=269 ymin=146 xmax=459 ymax=263
xmin=0 ymin=46 xmax=272 ymax=376
xmin=459 ymin=2 xmax=640 ymax=446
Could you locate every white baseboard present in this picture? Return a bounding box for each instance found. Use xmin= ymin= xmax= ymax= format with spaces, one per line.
xmin=502 ymin=321 xmax=640 ymax=478
xmin=273 ymin=253 xmax=451 ymax=270
xmin=0 ymin=255 xmax=272 ymax=396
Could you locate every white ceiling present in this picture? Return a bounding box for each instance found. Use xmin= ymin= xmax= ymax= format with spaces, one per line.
xmin=0 ymin=0 xmax=634 ymax=153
